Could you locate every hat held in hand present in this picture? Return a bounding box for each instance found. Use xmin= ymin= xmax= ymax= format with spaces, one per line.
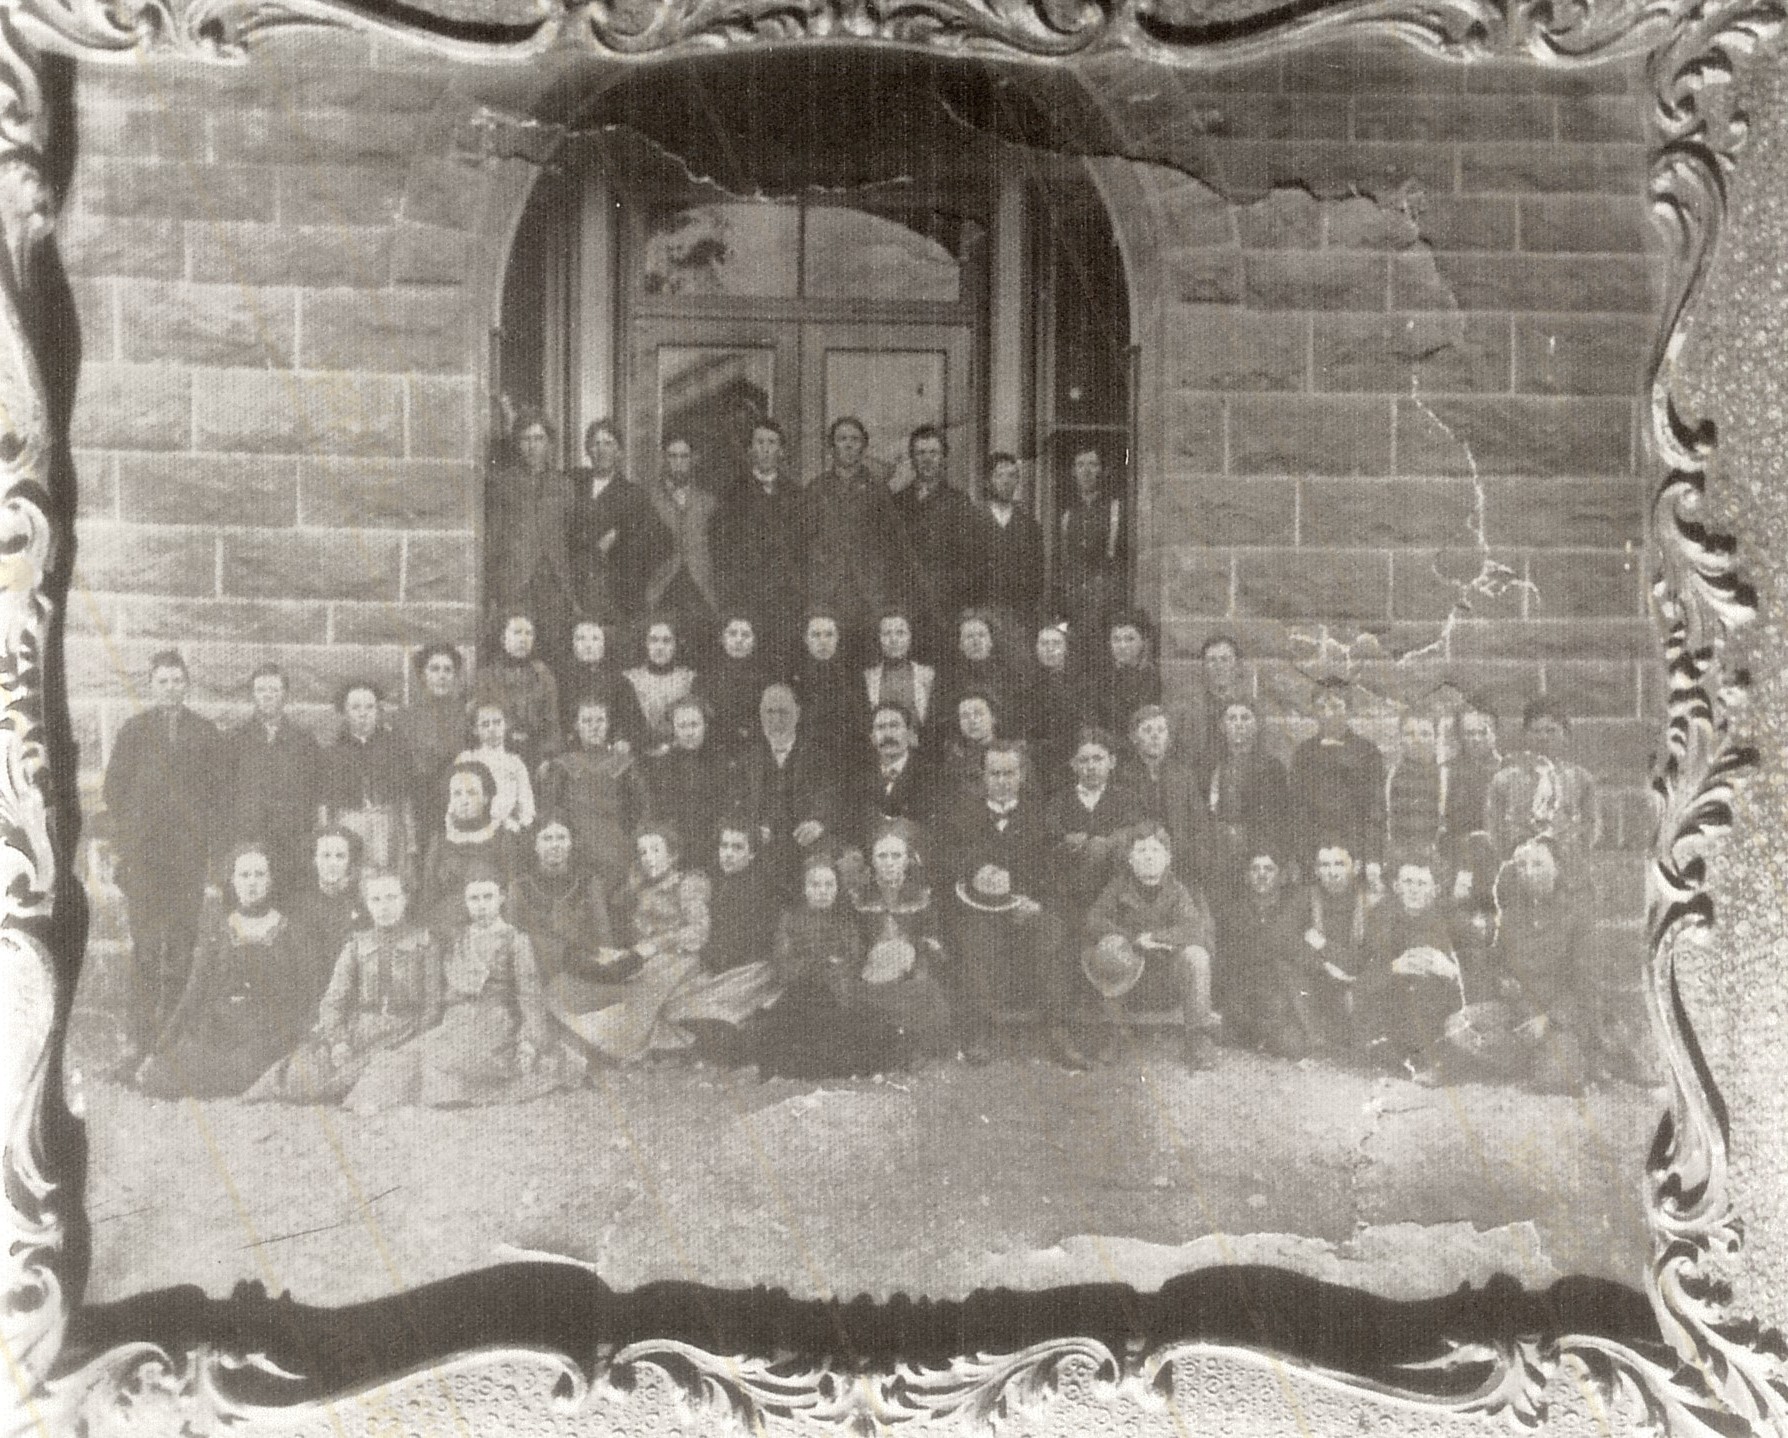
xmin=956 ymin=863 xmax=1022 ymax=914
xmin=1082 ymin=932 xmax=1146 ymax=999
xmin=862 ymin=933 xmax=917 ymax=985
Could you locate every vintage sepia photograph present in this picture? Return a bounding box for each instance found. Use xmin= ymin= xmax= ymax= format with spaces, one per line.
xmin=51 ymin=39 xmax=1675 ymax=1315
xmin=2 ymin=0 xmax=1785 ymax=1428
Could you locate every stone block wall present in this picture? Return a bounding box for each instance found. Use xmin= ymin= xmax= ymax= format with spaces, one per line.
xmin=60 ymin=35 xmax=1661 ymax=926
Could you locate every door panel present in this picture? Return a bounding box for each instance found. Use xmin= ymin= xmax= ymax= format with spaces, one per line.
xmin=797 ymin=322 xmax=974 ymax=493
xmin=630 ymin=318 xmax=798 ymax=487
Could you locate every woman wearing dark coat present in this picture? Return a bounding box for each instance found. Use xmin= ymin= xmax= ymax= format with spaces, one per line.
xmin=137 ymin=843 xmax=323 ymax=1099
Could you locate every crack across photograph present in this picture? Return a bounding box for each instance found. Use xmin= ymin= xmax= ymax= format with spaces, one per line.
xmin=60 ymin=42 xmax=1667 ymax=1307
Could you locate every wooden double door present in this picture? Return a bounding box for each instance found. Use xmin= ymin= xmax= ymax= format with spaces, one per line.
xmin=631 ymin=316 xmax=977 ymax=491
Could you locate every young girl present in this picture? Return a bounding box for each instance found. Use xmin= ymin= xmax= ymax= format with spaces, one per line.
xmin=411 ymin=867 xmax=584 ymax=1106
xmin=559 ymin=825 xmax=777 ymax=1063
xmin=625 ymin=615 xmax=698 ymax=749
xmin=290 ymin=825 xmax=367 ymax=982
xmin=844 ymin=822 xmax=956 ymax=1061
xmin=247 ymin=867 xmax=444 ymax=1111
xmin=751 ymin=855 xmax=899 ymax=1078
xmin=457 ymin=701 xmax=536 ymax=833
xmin=420 ymin=761 xmax=518 ymax=934
xmin=704 ymin=612 xmax=770 ymax=755
xmin=558 ymin=617 xmax=645 ymax=750
xmin=473 ymin=611 xmax=563 ymax=771
xmin=136 ymin=844 xmax=323 ymax=1099
xmin=534 ymin=697 xmax=647 ymax=894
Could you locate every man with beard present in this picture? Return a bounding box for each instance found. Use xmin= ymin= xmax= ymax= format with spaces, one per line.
xmin=729 ymin=683 xmax=837 ymax=894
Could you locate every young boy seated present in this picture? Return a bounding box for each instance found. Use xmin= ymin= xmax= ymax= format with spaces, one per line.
xmin=1356 ymin=851 xmax=1464 ymax=1081
xmin=1067 ymin=824 xmax=1219 ymax=1071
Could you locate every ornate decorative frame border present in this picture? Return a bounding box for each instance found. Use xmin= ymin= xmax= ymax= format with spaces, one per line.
xmin=1 ymin=0 xmax=1784 ymax=1431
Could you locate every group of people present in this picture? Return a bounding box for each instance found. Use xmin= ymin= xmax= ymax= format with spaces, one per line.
xmin=486 ymin=410 xmax=1127 ymax=668
xmin=92 ymin=410 xmax=1624 ymax=1108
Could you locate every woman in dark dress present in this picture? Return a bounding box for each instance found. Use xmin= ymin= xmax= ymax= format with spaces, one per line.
xmin=933 ymin=608 xmax=1018 ymax=739
xmin=420 ymin=760 xmax=518 ymax=935
xmin=393 ymin=643 xmax=469 ymax=832
xmin=842 ymin=821 xmax=956 ymax=1060
xmin=1020 ymin=621 xmax=1081 ymax=786
xmin=136 ymin=843 xmax=322 ymax=1099
xmin=703 ymin=612 xmax=771 ymax=757
xmin=486 ymin=408 xmax=577 ymax=670
xmin=558 ymin=617 xmax=646 ymax=751
xmin=1086 ymin=608 xmax=1163 ymax=738
xmin=643 ymin=696 xmax=728 ymax=865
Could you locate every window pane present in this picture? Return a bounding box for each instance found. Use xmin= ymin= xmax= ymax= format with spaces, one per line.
xmin=804 ymin=207 xmax=972 ymax=302
xmin=641 ymin=203 xmax=798 ymax=297
xmin=658 ymin=345 xmax=775 ymax=470
xmin=823 ymin=348 xmax=947 ymax=474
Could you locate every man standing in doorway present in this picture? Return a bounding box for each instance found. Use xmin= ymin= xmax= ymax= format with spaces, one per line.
xmin=894 ymin=423 xmax=976 ymax=649
xmin=712 ymin=418 xmax=806 ymax=657
xmin=1056 ymin=445 xmax=1127 ymax=640
xmin=645 ymin=432 xmax=720 ymax=629
xmin=972 ymin=451 xmax=1045 ymax=631
xmin=571 ymin=418 xmax=663 ymax=623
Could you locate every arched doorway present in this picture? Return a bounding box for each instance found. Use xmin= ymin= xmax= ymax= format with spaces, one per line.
xmin=495 ymin=49 xmax=1134 ymax=606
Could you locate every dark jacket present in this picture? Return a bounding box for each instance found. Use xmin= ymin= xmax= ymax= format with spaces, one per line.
xmin=221 ymin=716 xmax=320 ymax=881
xmin=937 ymin=790 xmax=1052 ymax=897
xmin=1288 ymin=731 xmax=1388 ymax=868
xmin=712 ymin=472 xmax=806 ymax=636
xmin=705 ymin=862 xmax=782 ymax=973
xmin=971 ymin=501 xmax=1045 ymax=623
xmin=103 ymin=704 xmax=225 ymax=884
xmin=570 ymin=473 xmax=664 ymax=619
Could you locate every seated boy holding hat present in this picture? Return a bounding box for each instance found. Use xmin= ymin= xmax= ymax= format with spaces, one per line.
xmin=1071 ymin=823 xmax=1220 ymax=1070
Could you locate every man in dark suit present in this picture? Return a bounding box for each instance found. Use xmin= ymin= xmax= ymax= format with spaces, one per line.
xmin=852 ymin=700 xmax=938 ymax=851
xmin=937 ymin=740 xmax=1067 ymax=1063
xmin=893 ymin=424 xmax=978 ymax=650
xmin=102 ymin=650 xmax=226 ymax=1065
xmin=1056 ymin=444 xmax=1127 ymax=640
xmin=972 ymin=451 xmax=1045 ymax=630
xmin=570 ymin=418 xmax=664 ymax=622
xmin=221 ymin=663 xmax=320 ymax=901
xmin=712 ymin=417 xmax=807 ymax=658
xmin=728 ymin=682 xmax=837 ymax=894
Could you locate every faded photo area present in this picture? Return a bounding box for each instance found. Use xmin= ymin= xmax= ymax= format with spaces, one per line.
xmin=64 ymin=40 xmax=1666 ymax=1310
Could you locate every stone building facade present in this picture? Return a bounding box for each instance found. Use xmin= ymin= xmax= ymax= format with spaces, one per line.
xmin=61 ymin=33 xmax=1658 ymax=929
